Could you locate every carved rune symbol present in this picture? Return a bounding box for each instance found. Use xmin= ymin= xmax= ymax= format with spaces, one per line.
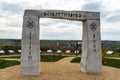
xmin=89 ymin=23 xmax=97 ymax=31
xmin=26 ymin=20 xmax=35 ymax=28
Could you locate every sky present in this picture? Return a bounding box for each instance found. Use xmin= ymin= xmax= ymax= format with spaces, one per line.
xmin=0 ymin=0 xmax=120 ymax=40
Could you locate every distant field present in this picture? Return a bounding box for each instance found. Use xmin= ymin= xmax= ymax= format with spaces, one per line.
xmin=0 ymin=39 xmax=14 ymax=45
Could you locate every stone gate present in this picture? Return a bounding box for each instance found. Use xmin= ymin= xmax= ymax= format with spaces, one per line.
xmin=21 ymin=10 xmax=102 ymax=75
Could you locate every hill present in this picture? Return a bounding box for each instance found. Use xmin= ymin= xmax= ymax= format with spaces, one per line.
xmin=0 ymin=39 xmax=14 ymax=45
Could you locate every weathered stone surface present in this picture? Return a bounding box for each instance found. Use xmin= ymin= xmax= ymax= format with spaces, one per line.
xmin=24 ymin=10 xmax=99 ymax=21
xmin=86 ymin=12 xmax=100 ymax=20
xmin=81 ymin=19 xmax=102 ymax=73
xmin=21 ymin=16 xmax=40 ymax=75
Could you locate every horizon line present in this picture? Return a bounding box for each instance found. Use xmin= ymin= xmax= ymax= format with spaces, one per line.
xmin=0 ymin=38 xmax=120 ymax=41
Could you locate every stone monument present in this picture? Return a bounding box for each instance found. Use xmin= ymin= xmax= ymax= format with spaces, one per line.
xmin=21 ymin=10 xmax=102 ymax=75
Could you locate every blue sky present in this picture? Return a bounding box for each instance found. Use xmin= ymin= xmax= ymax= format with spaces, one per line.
xmin=0 ymin=0 xmax=120 ymax=40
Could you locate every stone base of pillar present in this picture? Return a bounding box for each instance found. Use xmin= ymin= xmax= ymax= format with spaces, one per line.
xmin=21 ymin=60 xmax=40 ymax=75
xmin=81 ymin=58 xmax=102 ymax=73
xmin=21 ymin=67 xmax=40 ymax=75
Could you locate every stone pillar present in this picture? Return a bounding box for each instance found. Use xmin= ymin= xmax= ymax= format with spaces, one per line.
xmin=21 ymin=16 xmax=40 ymax=75
xmin=81 ymin=19 xmax=102 ymax=73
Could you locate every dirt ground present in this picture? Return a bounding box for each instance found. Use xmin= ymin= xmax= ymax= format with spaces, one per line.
xmin=0 ymin=57 xmax=120 ymax=80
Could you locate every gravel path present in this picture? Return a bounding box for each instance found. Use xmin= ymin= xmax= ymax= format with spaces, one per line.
xmin=0 ymin=57 xmax=120 ymax=80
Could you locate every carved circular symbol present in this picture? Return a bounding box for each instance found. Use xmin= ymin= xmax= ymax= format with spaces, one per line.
xmin=89 ymin=23 xmax=97 ymax=31
xmin=26 ymin=20 xmax=35 ymax=28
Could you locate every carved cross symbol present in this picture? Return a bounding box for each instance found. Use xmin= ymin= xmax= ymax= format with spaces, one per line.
xmin=89 ymin=23 xmax=97 ymax=31
xmin=26 ymin=20 xmax=35 ymax=28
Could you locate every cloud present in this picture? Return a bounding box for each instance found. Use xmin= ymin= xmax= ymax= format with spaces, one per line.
xmin=57 ymin=26 xmax=69 ymax=28
xmin=101 ymin=20 xmax=120 ymax=32
xmin=40 ymin=18 xmax=82 ymax=40
xmin=0 ymin=30 xmax=21 ymax=39
xmin=0 ymin=1 xmax=26 ymax=15
xmin=40 ymin=18 xmax=82 ymax=28
xmin=30 ymin=0 xmax=85 ymax=10
xmin=0 ymin=26 xmax=22 ymax=39
xmin=0 ymin=1 xmax=27 ymax=28
xmin=40 ymin=18 xmax=59 ymax=27
xmin=0 ymin=30 xmax=7 ymax=33
xmin=0 ymin=0 xmax=120 ymax=40
xmin=0 ymin=26 xmax=22 ymax=32
xmin=101 ymin=31 xmax=120 ymax=40
xmin=40 ymin=26 xmax=82 ymax=40
xmin=106 ymin=14 xmax=120 ymax=22
xmin=103 ymin=10 xmax=120 ymax=22
xmin=82 ymin=2 xmax=101 ymax=11
xmin=0 ymin=14 xmax=23 ymax=28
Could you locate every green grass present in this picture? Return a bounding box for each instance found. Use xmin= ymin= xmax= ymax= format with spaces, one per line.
xmin=0 ymin=60 xmax=20 ymax=69
xmin=0 ymin=55 xmax=67 ymax=62
xmin=103 ymin=58 xmax=120 ymax=69
xmin=0 ymin=55 xmax=67 ymax=69
xmin=0 ymin=39 xmax=14 ymax=45
xmin=41 ymin=55 xmax=67 ymax=62
xmin=71 ymin=57 xmax=120 ymax=69
xmin=0 ymin=56 xmax=20 ymax=59
xmin=71 ymin=57 xmax=81 ymax=63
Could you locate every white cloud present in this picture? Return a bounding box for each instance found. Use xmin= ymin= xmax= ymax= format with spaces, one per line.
xmin=0 ymin=26 xmax=22 ymax=32
xmin=101 ymin=20 xmax=120 ymax=32
xmin=40 ymin=18 xmax=82 ymax=40
xmin=100 ymin=0 xmax=120 ymax=11
xmin=0 ymin=30 xmax=21 ymax=39
xmin=101 ymin=35 xmax=120 ymax=40
xmin=0 ymin=0 xmax=120 ymax=40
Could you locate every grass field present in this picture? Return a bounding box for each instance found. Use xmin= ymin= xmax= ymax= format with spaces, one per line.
xmin=71 ymin=57 xmax=120 ymax=69
xmin=0 ymin=54 xmax=67 ymax=62
xmin=41 ymin=55 xmax=67 ymax=62
xmin=0 ymin=60 xmax=20 ymax=69
xmin=0 ymin=56 xmax=20 ymax=59
xmin=0 ymin=54 xmax=68 ymax=69
xmin=0 ymin=54 xmax=120 ymax=69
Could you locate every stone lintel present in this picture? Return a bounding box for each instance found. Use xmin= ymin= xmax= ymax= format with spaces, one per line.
xmin=24 ymin=10 xmax=100 ymax=21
